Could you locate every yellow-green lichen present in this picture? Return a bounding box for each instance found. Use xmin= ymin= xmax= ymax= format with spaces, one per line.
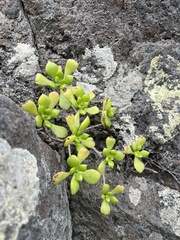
xmin=145 ymin=55 xmax=180 ymax=142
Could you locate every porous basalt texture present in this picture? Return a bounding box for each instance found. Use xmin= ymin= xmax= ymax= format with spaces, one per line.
xmin=0 ymin=0 xmax=179 ymax=239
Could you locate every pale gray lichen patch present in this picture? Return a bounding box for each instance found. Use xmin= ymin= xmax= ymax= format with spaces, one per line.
xmin=144 ymin=55 xmax=180 ymax=142
xmin=128 ymin=186 xmax=141 ymax=206
xmin=148 ymin=232 xmax=163 ymax=240
xmin=7 ymin=43 xmax=39 ymax=77
xmin=0 ymin=138 xmax=39 ymax=240
xmin=158 ymin=185 xmax=180 ymax=236
xmin=135 ymin=177 xmax=148 ymax=191
xmin=75 ymin=44 xmax=117 ymax=84
xmin=103 ymin=66 xmax=143 ymax=109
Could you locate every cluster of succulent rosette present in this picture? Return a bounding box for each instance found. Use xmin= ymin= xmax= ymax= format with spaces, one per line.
xmin=22 ymin=59 xmax=149 ymax=215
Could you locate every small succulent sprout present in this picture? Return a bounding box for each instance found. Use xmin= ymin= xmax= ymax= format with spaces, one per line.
xmin=35 ymin=92 xmax=62 ymax=129
xmin=22 ymin=100 xmax=38 ymax=116
xmin=63 ymin=86 xmax=99 ymax=115
xmin=36 ymin=59 xmax=77 ymax=91
xmin=64 ymin=59 xmax=78 ymax=77
xmin=98 ymin=137 xmax=125 ymax=173
xmin=65 ymin=112 xmax=95 ymax=150
xmin=52 ymin=171 xmax=70 ymax=185
xmin=54 ymin=148 xmax=100 ymax=195
xmin=100 ymin=183 xmax=124 ymax=215
xmin=35 ymin=73 xmax=58 ymax=88
xmin=45 ymin=61 xmax=59 ymax=79
xmin=101 ymin=97 xmax=115 ymax=128
xmin=124 ymin=136 xmax=149 ymax=173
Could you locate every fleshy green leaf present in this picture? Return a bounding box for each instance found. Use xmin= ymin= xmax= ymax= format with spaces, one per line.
xmin=66 ymin=114 xmax=75 ymax=132
xmin=35 ymin=73 xmax=57 ymax=88
xmin=137 ymin=136 xmax=146 ymax=149
xmin=82 ymin=169 xmax=101 ymax=184
xmin=134 ymin=157 xmax=145 ymax=173
xmin=45 ymin=61 xmax=58 ymax=79
xmin=74 ymin=112 xmax=80 ymax=129
xmin=114 ymin=151 xmax=125 ymax=161
xmin=81 ymin=137 xmax=95 ymax=148
xmin=63 ymin=75 xmax=74 ymax=85
xmin=22 ymin=100 xmax=38 ymax=116
xmin=102 ymin=184 xmax=110 ymax=194
xmin=75 ymin=172 xmax=83 ymax=182
xmin=70 ymin=175 xmax=80 ymax=195
xmin=124 ymin=145 xmax=133 ymax=154
xmin=48 ymin=91 xmax=59 ymax=109
xmin=107 ymin=107 xmax=115 ymax=117
xmin=102 ymin=148 xmax=110 ymax=157
xmin=64 ymin=135 xmax=76 ymax=147
xmin=108 ymin=160 xmax=114 ymax=169
xmin=50 ymin=109 xmax=60 ymax=118
xmin=78 ymin=116 xmax=90 ymax=132
xmin=38 ymin=94 xmax=50 ymax=108
xmin=51 ymin=124 xmax=68 ymax=138
xmin=104 ymin=117 xmax=111 ymax=128
xmin=74 ymin=86 xmax=84 ymax=97
xmin=106 ymin=137 xmax=116 ymax=149
xmin=109 ymin=196 xmax=119 ymax=204
xmin=111 ymin=185 xmax=124 ymax=195
xmin=100 ymin=200 xmax=110 ymax=215
xmin=35 ymin=115 xmax=43 ymax=127
xmin=59 ymin=90 xmax=71 ymax=110
xmin=67 ymin=155 xmax=80 ymax=168
xmin=85 ymin=106 xmax=100 ymax=115
xmin=138 ymin=150 xmax=150 ymax=158
xmin=77 ymin=148 xmax=90 ymax=163
xmin=44 ymin=120 xmax=52 ymax=128
xmin=64 ymin=59 xmax=78 ymax=76
xmin=104 ymin=98 xmax=112 ymax=111
xmin=52 ymin=171 xmax=70 ymax=185
xmin=98 ymin=160 xmax=107 ymax=174
xmin=131 ymin=140 xmax=138 ymax=152
xmin=78 ymin=164 xmax=87 ymax=172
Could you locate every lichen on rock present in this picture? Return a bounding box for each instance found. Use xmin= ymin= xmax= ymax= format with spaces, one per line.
xmin=0 ymin=138 xmax=39 ymax=240
xmin=144 ymin=55 xmax=180 ymax=142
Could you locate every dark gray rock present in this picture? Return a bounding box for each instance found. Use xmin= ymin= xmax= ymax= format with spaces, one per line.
xmin=0 ymin=95 xmax=72 ymax=240
xmin=0 ymin=0 xmax=180 ymax=239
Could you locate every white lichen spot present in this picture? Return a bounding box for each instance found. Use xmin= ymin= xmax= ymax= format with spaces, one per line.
xmin=129 ymin=186 xmax=141 ymax=206
xmin=103 ymin=67 xmax=142 ymax=109
xmin=7 ymin=43 xmax=39 ymax=77
xmin=149 ymin=232 xmax=163 ymax=240
xmin=144 ymin=55 xmax=180 ymax=142
xmin=135 ymin=177 xmax=148 ymax=191
xmin=75 ymin=44 xmax=117 ymax=84
xmin=0 ymin=138 xmax=39 ymax=240
xmin=158 ymin=186 xmax=180 ymax=236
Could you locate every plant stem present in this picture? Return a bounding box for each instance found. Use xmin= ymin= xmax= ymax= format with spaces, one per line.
xmin=92 ymin=147 xmax=102 ymax=158
xmin=86 ymin=124 xmax=102 ymax=131
xmin=68 ymin=145 xmax=71 ymax=156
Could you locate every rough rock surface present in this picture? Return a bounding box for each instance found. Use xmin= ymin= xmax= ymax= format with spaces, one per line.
xmin=0 ymin=0 xmax=180 ymax=239
xmin=0 ymin=95 xmax=72 ymax=240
